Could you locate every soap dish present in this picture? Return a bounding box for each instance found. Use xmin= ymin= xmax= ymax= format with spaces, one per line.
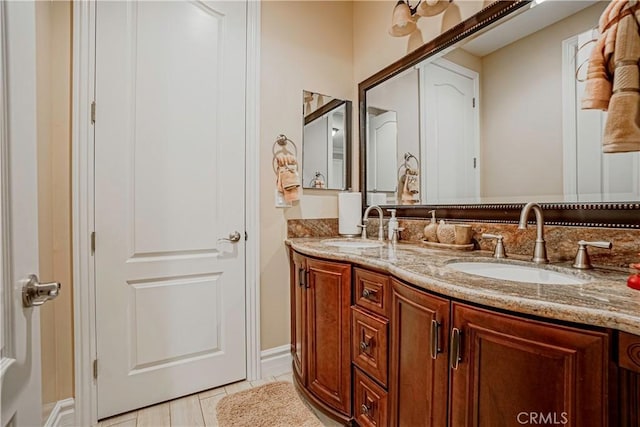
xmin=420 ymin=240 xmax=474 ymax=251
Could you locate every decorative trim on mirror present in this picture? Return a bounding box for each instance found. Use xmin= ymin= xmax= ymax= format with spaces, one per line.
xmin=388 ymin=203 xmax=640 ymax=229
xmin=358 ymin=0 xmax=640 ymax=229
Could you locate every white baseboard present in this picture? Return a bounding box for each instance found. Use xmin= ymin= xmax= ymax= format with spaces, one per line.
xmin=44 ymin=398 xmax=75 ymax=427
xmin=260 ymin=344 xmax=292 ymax=378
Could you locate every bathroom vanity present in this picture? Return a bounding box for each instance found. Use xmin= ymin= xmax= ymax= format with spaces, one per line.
xmin=287 ymin=238 xmax=640 ymax=426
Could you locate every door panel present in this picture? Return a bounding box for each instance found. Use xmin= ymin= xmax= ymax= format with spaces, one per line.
xmin=1 ymin=2 xmax=42 ymax=426
xmin=422 ymin=61 xmax=478 ymax=204
xmin=129 ymin=276 xmax=222 ymax=368
xmin=95 ymin=1 xmax=247 ymax=418
xmin=449 ymin=302 xmax=609 ymax=427
xmin=306 ymin=258 xmax=351 ymax=415
xmin=389 ymin=279 xmax=450 ymax=427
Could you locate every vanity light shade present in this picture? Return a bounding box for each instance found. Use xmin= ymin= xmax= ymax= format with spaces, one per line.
xmin=389 ymin=0 xmax=417 ymax=37
xmin=416 ymin=0 xmax=452 ymax=17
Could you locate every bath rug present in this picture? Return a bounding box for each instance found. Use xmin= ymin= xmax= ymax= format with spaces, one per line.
xmin=215 ymin=381 xmax=324 ymax=427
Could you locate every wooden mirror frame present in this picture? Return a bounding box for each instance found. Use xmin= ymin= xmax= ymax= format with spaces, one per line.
xmin=358 ymin=0 xmax=640 ymax=229
xmin=302 ymin=97 xmax=352 ymax=191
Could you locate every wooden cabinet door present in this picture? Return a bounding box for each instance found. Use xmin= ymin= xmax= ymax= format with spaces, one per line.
xmin=389 ymin=279 xmax=450 ymax=427
xmin=449 ymin=302 xmax=610 ymax=427
xmin=290 ymin=250 xmax=307 ymax=385
xmin=619 ymin=332 xmax=640 ymax=427
xmin=306 ymin=257 xmax=352 ymax=415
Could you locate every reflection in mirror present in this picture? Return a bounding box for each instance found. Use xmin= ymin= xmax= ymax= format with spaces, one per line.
xmin=302 ymin=90 xmax=351 ymax=190
xmin=363 ymin=0 xmax=640 ymax=206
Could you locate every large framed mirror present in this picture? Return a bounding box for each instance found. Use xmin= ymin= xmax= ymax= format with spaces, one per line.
xmin=302 ymin=90 xmax=352 ymax=191
xmin=359 ymin=0 xmax=640 ymax=228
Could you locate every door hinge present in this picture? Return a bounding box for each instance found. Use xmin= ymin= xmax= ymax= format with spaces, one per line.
xmin=91 ymin=231 xmax=96 ymax=255
xmin=244 ymin=231 xmax=248 ymax=241
xmin=472 ymin=97 xmax=476 ymax=108
xmin=93 ymin=359 xmax=98 ymax=380
xmin=91 ymin=101 xmax=96 ymax=124
xmin=473 ymin=158 xmax=477 ymax=169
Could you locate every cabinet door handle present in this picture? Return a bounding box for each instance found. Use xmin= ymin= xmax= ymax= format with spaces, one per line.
xmin=430 ymin=319 xmax=441 ymax=359
xmin=449 ymin=327 xmax=462 ymax=370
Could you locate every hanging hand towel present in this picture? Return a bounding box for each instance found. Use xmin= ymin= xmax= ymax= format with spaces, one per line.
xmin=582 ymin=0 xmax=640 ymax=153
xmin=276 ymin=154 xmax=301 ymax=203
xmin=400 ymin=168 xmax=420 ymax=205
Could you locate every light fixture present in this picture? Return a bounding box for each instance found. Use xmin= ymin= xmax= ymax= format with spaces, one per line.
xmin=389 ymin=0 xmax=453 ymax=37
xmin=417 ymin=0 xmax=452 ymax=17
xmin=389 ymin=1 xmax=419 ymax=37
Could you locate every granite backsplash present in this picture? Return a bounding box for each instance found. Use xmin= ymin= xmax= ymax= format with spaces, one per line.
xmin=287 ymin=217 xmax=640 ymax=269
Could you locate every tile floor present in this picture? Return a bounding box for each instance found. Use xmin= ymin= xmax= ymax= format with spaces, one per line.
xmin=96 ymin=372 xmax=341 ymax=427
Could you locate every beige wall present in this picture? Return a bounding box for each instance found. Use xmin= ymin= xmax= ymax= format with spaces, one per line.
xmin=257 ymin=1 xmax=487 ymax=351
xmin=260 ymin=2 xmax=354 ymax=349
xmin=36 ymin=1 xmax=74 ymax=404
xmin=480 ymin=2 xmax=606 ymax=200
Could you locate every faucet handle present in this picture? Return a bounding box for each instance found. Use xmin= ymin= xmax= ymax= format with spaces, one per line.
xmin=482 ymin=233 xmax=507 ymax=259
xmin=572 ymin=240 xmax=612 ymax=269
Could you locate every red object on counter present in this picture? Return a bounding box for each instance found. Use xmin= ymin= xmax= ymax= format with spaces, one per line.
xmin=628 ymin=263 xmax=640 ymax=290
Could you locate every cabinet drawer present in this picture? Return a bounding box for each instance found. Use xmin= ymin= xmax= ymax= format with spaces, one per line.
xmin=619 ymin=331 xmax=640 ymax=374
xmin=354 ymin=268 xmax=391 ymax=318
xmin=354 ymin=367 xmax=388 ymax=427
xmin=352 ymin=306 xmax=388 ymax=387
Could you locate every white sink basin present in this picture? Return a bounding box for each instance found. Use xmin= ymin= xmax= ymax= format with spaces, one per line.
xmin=447 ymin=261 xmax=587 ymax=285
xmin=322 ymin=239 xmax=384 ymax=249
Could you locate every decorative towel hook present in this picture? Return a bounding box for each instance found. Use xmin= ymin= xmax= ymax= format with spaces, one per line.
xmin=397 ymin=152 xmax=420 ymax=181
xmin=272 ymin=134 xmax=298 ymax=175
xmin=403 ymin=152 xmax=420 ymax=170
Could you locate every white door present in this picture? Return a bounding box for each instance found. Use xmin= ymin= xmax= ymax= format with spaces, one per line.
xmin=368 ymin=110 xmax=398 ymax=193
xmin=94 ymin=1 xmax=247 ymax=418
xmin=421 ymin=60 xmax=479 ymax=204
xmin=2 ymin=2 xmax=55 ymax=426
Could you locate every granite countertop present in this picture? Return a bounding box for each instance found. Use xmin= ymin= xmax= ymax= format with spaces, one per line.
xmin=286 ymin=237 xmax=640 ymax=336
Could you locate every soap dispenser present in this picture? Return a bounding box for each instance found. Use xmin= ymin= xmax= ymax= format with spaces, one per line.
xmin=388 ymin=209 xmax=399 ymax=241
xmin=423 ymin=210 xmax=439 ymax=242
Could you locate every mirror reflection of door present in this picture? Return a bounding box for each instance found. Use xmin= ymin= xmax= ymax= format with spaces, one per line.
xmin=563 ymin=28 xmax=640 ymax=202
xmin=421 ymin=59 xmax=479 ymax=204
xmin=367 ymin=108 xmax=398 ymax=196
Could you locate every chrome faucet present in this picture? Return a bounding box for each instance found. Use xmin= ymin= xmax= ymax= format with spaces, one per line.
xmin=360 ymin=205 xmax=385 ymax=241
xmin=518 ymin=202 xmax=549 ymax=264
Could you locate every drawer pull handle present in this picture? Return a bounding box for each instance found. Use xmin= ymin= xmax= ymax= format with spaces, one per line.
xmin=360 ymin=340 xmax=370 ymax=351
xmin=430 ymin=319 xmax=441 ymax=359
xmin=362 ymin=288 xmax=376 ymax=299
xmin=361 ymin=403 xmax=371 ymax=415
xmin=450 ymin=327 xmax=462 ymax=370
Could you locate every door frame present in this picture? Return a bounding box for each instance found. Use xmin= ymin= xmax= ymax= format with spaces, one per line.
xmin=71 ymin=2 xmax=262 ymax=425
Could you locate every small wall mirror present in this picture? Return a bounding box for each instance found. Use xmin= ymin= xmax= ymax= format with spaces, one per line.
xmin=302 ymin=90 xmax=352 ymax=190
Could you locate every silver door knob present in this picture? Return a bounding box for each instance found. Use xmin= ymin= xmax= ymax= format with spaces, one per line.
xmin=218 ymin=231 xmax=242 ymax=243
xmin=22 ymin=274 xmax=60 ymax=308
